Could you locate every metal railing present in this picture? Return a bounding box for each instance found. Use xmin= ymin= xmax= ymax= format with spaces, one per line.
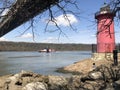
xmin=91 ymin=43 xmax=120 ymax=53
xmin=95 ymin=9 xmax=114 ymax=17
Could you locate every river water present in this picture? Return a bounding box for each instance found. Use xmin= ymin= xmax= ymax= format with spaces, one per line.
xmin=0 ymin=51 xmax=91 ymax=76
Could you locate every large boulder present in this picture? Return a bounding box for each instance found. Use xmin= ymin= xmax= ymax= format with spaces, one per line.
xmin=48 ymin=75 xmax=68 ymax=90
xmin=22 ymin=82 xmax=48 ymax=90
xmin=67 ymin=75 xmax=82 ymax=90
xmin=88 ymin=71 xmax=103 ymax=80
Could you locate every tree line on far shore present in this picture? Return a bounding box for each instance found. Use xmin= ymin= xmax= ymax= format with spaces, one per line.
xmin=0 ymin=41 xmax=94 ymax=51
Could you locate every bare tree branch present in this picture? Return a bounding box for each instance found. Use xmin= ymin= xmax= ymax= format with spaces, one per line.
xmin=0 ymin=0 xmax=80 ymax=41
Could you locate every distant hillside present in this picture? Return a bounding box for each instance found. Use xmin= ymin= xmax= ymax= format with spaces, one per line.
xmin=0 ymin=41 xmax=95 ymax=51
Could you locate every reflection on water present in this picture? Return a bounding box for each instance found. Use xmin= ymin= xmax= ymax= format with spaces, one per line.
xmin=0 ymin=51 xmax=91 ymax=76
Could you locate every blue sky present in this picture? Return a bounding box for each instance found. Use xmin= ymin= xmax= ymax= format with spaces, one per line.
xmin=1 ymin=0 xmax=120 ymax=44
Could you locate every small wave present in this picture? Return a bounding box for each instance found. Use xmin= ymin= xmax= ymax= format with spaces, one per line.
xmin=8 ymin=55 xmax=41 ymax=58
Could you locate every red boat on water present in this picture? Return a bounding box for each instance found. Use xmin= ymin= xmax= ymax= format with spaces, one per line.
xmin=38 ymin=48 xmax=55 ymax=53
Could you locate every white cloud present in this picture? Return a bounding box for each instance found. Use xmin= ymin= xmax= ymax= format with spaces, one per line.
xmin=41 ymin=37 xmax=58 ymax=43
xmin=47 ymin=14 xmax=78 ymax=26
xmin=18 ymin=33 xmax=33 ymax=38
xmin=0 ymin=37 xmax=7 ymax=41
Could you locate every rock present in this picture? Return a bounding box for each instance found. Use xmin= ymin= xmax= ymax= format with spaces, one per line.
xmin=82 ymin=81 xmax=96 ymax=90
xmin=48 ymin=75 xmax=68 ymax=90
xmin=4 ymin=73 xmax=22 ymax=90
xmin=22 ymin=82 xmax=48 ymax=90
xmin=0 ymin=79 xmax=6 ymax=89
xmin=8 ymin=74 xmax=20 ymax=82
xmin=67 ymin=75 xmax=81 ymax=90
xmin=88 ymin=71 xmax=103 ymax=80
xmin=104 ymin=88 xmax=114 ymax=90
xmin=115 ymin=80 xmax=120 ymax=85
xmin=20 ymin=70 xmax=34 ymax=77
xmin=113 ymin=80 xmax=120 ymax=89
xmin=1 ymin=71 xmax=48 ymax=90
xmin=1 ymin=65 xmax=120 ymax=90
xmin=21 ymin=77 xmax=33 ymax=86
xmin=80 ymin=80 xmax=106 ymax=90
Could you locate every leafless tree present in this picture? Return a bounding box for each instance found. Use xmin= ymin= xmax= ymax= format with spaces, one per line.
xmin=109 ymin=0 xmax=120 ymax=18
xmin=95 ymin=0 xmax=120 ymax=36
xmin=0 ymin=0 xmax=14 ymax=17
xmin=0 ymin=0 xmax=80 ymax=39
xmin=1 ymin=1 xmax=120 ymax=36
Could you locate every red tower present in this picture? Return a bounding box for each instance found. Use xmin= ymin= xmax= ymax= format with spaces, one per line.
xmin=95 ymin=4 xmax=115 ymax=53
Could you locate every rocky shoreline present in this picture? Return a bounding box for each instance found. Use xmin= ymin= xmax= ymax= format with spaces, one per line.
xmin=1 ymin=62 xmax=120 ymax=90
xmin=57 ymin=58 xmax=113 ymax=74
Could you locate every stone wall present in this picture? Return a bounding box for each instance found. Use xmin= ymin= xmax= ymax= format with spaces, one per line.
xmin=92 ymin=53 xmax=114 ymax=61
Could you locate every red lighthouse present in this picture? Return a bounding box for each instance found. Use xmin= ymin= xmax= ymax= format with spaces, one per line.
xmin=95 ymin=4 xmax=115 ymax=53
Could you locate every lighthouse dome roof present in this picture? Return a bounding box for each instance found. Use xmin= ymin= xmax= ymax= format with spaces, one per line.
xmin=100 ymin=3 xmax=110 ymax=12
